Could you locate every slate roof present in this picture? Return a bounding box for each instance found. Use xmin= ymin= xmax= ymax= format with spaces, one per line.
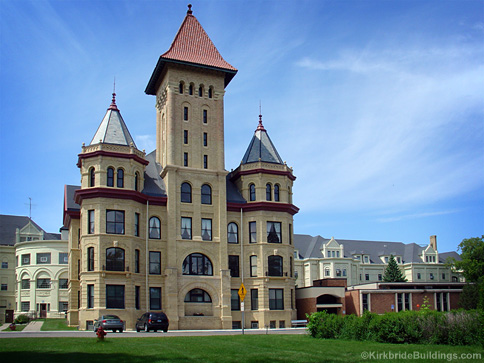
xmin=294 ymin=234 xmax=461 ymax=264
xmin=0 ymin=214 xmax=61 ymax=246
xmin=241 ymin=116 xmax=284 ymax=165
xmin=90 ymin=93 xmax=137 ymax=147
xmin=65 ymin=185 xmax=81 ymax=212
xmin=142 ymin=150 xmax=167 ymax=197
xmin=226 ymin=175 xmax=247 ymax=204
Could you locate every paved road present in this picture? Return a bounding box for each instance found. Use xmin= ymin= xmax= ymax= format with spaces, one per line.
xmin=0 ymin=327 xmax=307 ymax=338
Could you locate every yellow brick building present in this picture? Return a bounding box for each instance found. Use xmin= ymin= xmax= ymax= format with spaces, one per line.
xmin=64 ymin=6 xmax=298 ymax=331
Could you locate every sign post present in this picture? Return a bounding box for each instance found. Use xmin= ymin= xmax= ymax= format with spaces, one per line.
xmin=238 ymin=283 xmax=247 ymax=334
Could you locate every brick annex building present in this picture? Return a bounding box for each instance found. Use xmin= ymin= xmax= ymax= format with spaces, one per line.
xmin=1 ymin=6 xmax=464 ymax=328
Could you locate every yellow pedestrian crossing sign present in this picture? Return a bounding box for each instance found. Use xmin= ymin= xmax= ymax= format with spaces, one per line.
xmin=238 ymin=283 xmax=247 ymax=301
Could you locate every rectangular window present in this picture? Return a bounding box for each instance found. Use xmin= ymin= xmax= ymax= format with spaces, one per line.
xmin=405 ymin=293 xmax=410 ymax=311
xmin=184 ymin=130 xmax=188 ymax=144
xmin=149 ymin=251 xmax=161 ymax=275
xmin=134 ymin=213 xmax=140 ymax=237
xmin=150 ymin=287 xmax=162 ymax=310
xmin=249 ymin=221 xmax=257 ymax=243
xmin=231 ymin=289 xmax=240 ymax=311
xmin=1 ymin=262 xmax=7 ymax=269
xmin=250 ymin=255 xmax=257 ymax=277
xmin=228 ymin=255 xmax=240 ymax=277
xmin=279 ymin=321 xmax=285 ymax=328
xmin=59 ymin=301 xmax=68 ymax=312
xmin=343 ymin=269 xmax=347 ymax=277
xmin=87 ymin=247 xmax=94 ymax=271
xmin=135 ymin=249 xmax=140 ymax=273
xmin=37 ymin=278 xmax=51 ymax=289
xmin=21 ymin=302 xmax=30 ymax=312
xmin=417 ymin=272 xmax=421 ymax=280
xmin=362 ymin=293 xmax=369 ymax=312
xmin=106 ymin=285 xmax=125 ymax=309
xmin=201 ymin=218 xmax=212 ymax=241
xmin=1 ymin=284 xmax=7 ymax=291
xmin=269 ymin=289 xmax=284 ymax=310
xmin=106 ymin=210 xmax=125 ymax=234
xmin=184 ymin=152 xmax=188 ymax=167
xmin=184 ymin=106 xmax=188 ymax=121
xmin=203 ymin=155 xmax=208 ymax=169
xmin=88 ymin=210 xmax=94 ymax=234
xmin=289 ymin=224 xmax=292 ymax=245
xmin=37 ymin=253 xmax=51 ymax=264
xmin=21 ymin=279 xmax=30 ymax=289
xmin=430 ymin=273 xmax=434 ymax=280
xmin=267 ymin=222 xmax=282 ymax=243
xmin=436 ymin=292 xmax=442 ymax=311
xmin=181 ymin=217 xmax=192 ymax=239
xmin=378 ymin=274 xmax=382 ymax=281
xmin=251 ymin=289 xmax=258 ymax=310
xmin=59 ymin=278 xmax=68 ymax=289
xmin=135 ymin=286 xmax=140 ymax=310
xmin=203 ymin=110 xmax=207 ymax=124
xmin=442 ymin=292 xmax=448 ymax=311
xmin=87 ymin=284 xmax=94 ymax=309
xmin=365 ymin=274 xmax=369 ymax=281
xmin=203 ymin=132 xmax=208 ymax=147
xmin=442 ymin=273 xmax=446 ymax=280
xmin=59 ymin=253 xmax=68 ymax=264
xmin=397 ymin=293 xmax=403 ymax=311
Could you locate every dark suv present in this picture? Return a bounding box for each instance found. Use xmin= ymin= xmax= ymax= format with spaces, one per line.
xmin=135 ymin=312 xmax=169 ymax=332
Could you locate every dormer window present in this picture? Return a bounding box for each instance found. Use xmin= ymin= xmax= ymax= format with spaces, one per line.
xmin=364 ymin=256 xmax=369 ymax=264
xmin=354 ymin=255 xmax=361 ymax=261
xmin=384 ymin=256 xmax=389 ymax=263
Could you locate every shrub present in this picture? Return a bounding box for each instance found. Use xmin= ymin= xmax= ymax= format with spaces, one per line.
xmin=14 ymin=314 xmax=30 ymax=324
xmin=306 ymin=311 xmax=343 ymax=339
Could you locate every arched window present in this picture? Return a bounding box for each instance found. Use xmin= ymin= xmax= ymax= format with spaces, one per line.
xmin=189 ymin=83 xmax=194 ymax=95
xmin=106 ymin=247 xmax=125 ymax=271
xmin=208 ymin=87 xmax=213 ymax=98
xmin=107 ymin=167 xmax=114 ymax=187
xmin=249 ymin=184 xmax=256 ymax=201
xmin=117 ymin=168 xmax=124 ymax=188
xmin=274 ymin=184 xmax=280 ymax=202
xmin=198 ymin=85 xmax=204 ymax=97
xmin=89 ymin=168 xmax=95 ymax=187
xmin=135 ymin=172 xmax=139 ymax=191
xmin=268 ymin=255 xmax=283 ymax=277
xmin=182 ymin=253 xmax=213 ymax=276
xmin=181 ymin=182 xmax=192 ymax=203
xmin=149 ymin=217 xmax=161 ymax=239
xmin=184 ymin=288 xmax=212 ymax=302
xmin=266 ymin=183 xmax=272 ymax=201
xmin=227 ymin=222 xmax=238 ymax=244
xmin=201 ymin=184 xmax=212 ymax=205
xmin=179 ymin=82 xmax=184 ymax=94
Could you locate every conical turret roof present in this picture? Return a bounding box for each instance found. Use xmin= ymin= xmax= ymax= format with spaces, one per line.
xmin=90 ymin=93 xmax=137 ymax=147
xmin=241 ymin=115 xmax=284 ymax=165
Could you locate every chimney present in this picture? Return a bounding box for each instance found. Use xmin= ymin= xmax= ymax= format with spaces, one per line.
xmin=430 ymin=235 xmax=437 ymax=250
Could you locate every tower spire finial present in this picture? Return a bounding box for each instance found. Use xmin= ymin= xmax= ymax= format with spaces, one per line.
xmin=187 ymin=4 xmax=193 ymax=15
xmin=257 ymin=101 xmax=265 ymax=131
xmin=108 ymin=78 xmax=119 ymax=111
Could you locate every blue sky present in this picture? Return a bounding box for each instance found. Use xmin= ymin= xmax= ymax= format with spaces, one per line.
xmin=1 ymin=0 xmax=483 ymax=253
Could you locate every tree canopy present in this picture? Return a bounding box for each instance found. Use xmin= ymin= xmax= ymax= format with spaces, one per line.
xmin=452 ymin=235 xmax=484 ymax=282
xmin=383 ymin=254 xmax=407 ymax=282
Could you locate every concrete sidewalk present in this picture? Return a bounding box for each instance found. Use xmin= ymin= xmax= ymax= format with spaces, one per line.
xmin=22 ymin=320 xmax=44 ymax=331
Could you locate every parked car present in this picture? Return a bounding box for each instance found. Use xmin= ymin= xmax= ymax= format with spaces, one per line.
xmin=135 ymin=312 xmax=169 ymax=332
xmin=93 ymin=315 xmax=124 ymax=333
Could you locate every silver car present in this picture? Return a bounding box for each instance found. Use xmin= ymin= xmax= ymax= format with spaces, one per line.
xmin=93 ymin=315 xmax=124 ymax=333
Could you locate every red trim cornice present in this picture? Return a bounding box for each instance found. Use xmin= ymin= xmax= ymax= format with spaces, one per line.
xmin=231 ymin=168 xmax=296 ymax=181
xmin=227 ymin=201 xmax=299 ymax=215
xmin=77 ymin=150 xmax=149 ymax=168
xmin=74 ymin=187 xmax=167 ymax=206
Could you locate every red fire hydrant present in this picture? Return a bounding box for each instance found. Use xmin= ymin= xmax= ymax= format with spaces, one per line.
xmin=96 ymin=326 xmax=107 ymax=341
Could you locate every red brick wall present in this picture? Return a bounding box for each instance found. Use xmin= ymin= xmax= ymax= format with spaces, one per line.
xmin=370 ymin=293 xmax=395 ymax=314
xmin=412 ymin=292 xmax=435 ymax=311
xmin=296 ymin=298 xmax=316 ymax=320
xmin=313 ymin=279 xmax=347 ymax=288
xmin=345 ymin=291 xmax=359 ymax=315
xmin=449 ymin=292 xmax=460 ymax=310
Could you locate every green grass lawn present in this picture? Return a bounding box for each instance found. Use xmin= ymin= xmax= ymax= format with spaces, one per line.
xmin=0 ymin=335 xmax=482 ymax=362
xmin=40 ymin=318 xmax=78 ymax=331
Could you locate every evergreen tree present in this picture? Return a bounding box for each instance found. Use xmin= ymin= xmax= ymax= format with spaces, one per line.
xmin=383 ymin=255 xmax=407 ymax=282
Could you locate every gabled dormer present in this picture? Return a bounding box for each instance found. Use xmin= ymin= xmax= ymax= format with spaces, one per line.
xmin=421 ymin=235 xmax=439 ymax=264
xmin=321 ymin=237 xmax=344 ymax=259
xmin=16 ymin=220 xmax=43 ymax=242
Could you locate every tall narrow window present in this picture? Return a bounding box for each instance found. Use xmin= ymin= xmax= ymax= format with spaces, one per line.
xmin=149 ymin=251 xmax=161 ymax=275
xmin=269 ymin=289 xmax=284 ymax=310
xmin=198 ymin=85 xmax=203 ymax=97
xmin=106 ymin=285 xmax=125 ymax=309
xmin=274 ymin=184 xmax=280 ymax=201
xmin=183 ymin=107 xmax=188 ymax=121
xmin=208 ymin=87 xmax=213 ymax=98
xmin=251 ymin=289 xmax=258 ymax=310
xmin=149 ymin=217 xmax=161 ymax=239
xmin=203 ymin=132 xmax=208 ymax=146
xmin=231 ymin=289 xmax=240 ymax=310
xmin=89 ymin=168 xmax=95 ymax=187
xmin=184 ymin=152 xmax=188 ymax=166
xmin=106 ymin=247 xmax=125 ymax=271
xmin=150 ymin=287 xmax=162 ymax=310
xmin=266 ymin=184 xmax=272 ymax=201
xmin=181 ymin=182 xmax=192 ymax=203
xmin=135 ymin=172 xmax=139 ymax=191
xmin=289 ymin=224 xmax=292 ymax=245
xmin=267 ymin=222 xmax=282 ymax=243
xmin=250 ymin=255 xmax=257 ymax=277
xmin=189 ymin=84 xmax=194 ymax=95
xmin=184 ymin=130 xmax=188 ymax=144
xmin=227 ymin=223 xmax=238 ymax=243
xmin=134 ymin=213 xmax=140 ymax=237
xmin=87 ymin=247 xmax=94 ymax=271
xmin=362 ymin=293 xmax=369 ymax=311
xmin=268 ymin=255 xmax=283 ymax=276
xmin=249 ymin=221 xmax=257 ymax=243
xmin=249 ymin=184 xmax=256 ymax=201
xmin=106 ymin=210 xmax=125 ymax=234
xmin=107 ymin=167 xmax=114 ymax=187
xmin=135 ymin=286 xmax=140 ymax=310
xmin=201 ymin=184 xmax=212 ymax=204
xmin=117 ymin=168 xmax=124 ymax=188
xmin=290 ymin=256 xmax=293 ymax=277
xmin=87 ymin=284 xmax=94 ymax=309
xmin=203 ymin=110 xmax=207 ymax=124
xmin=88 ymin=210 xmax=94 ymax=234
xmin=179 ymin=82 xmax=184 ymax=94
xmin=201 ymin=218 xmax=212 ymax=241
xmin=181 ymin=217 xmax=192 ymax=240
xmin=228 ymin=255 xmax=240 ymax=277
xmin=135 ymin=249 xmax=140 ymax=273
xmin=203 ymin=155 xmax=208 ymax=169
